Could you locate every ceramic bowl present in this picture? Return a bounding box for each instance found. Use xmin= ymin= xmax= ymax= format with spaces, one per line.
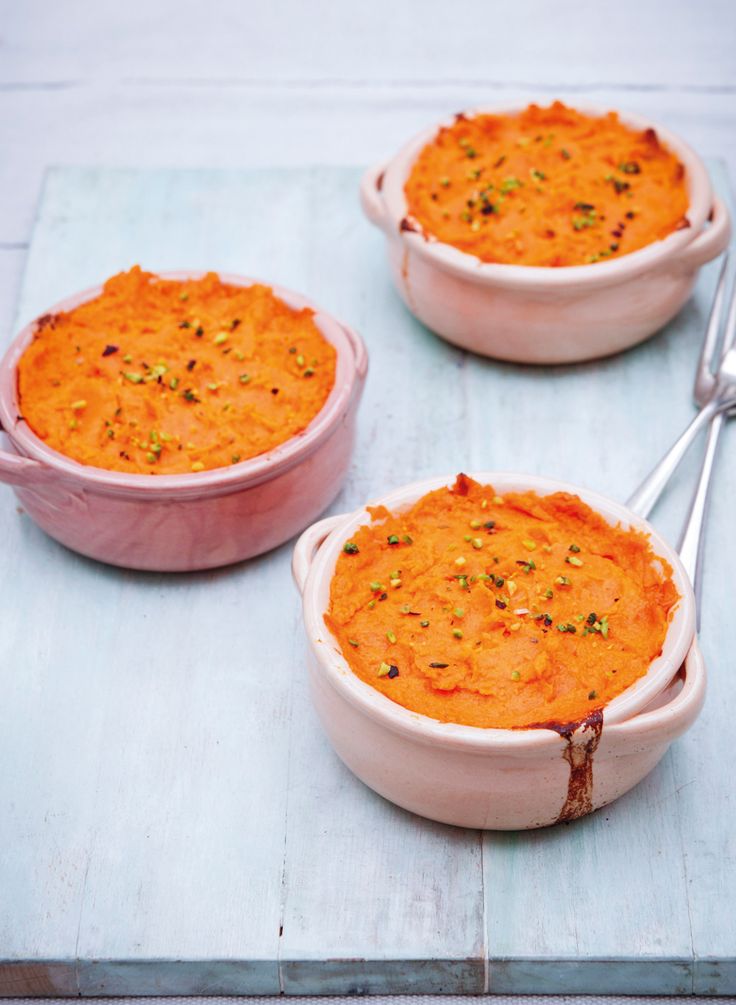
xmin=0 ymin=272 xmax=368 ymax=571
xmin=292 ymin=472 xmax=703 ymax=830
xmin=361 ymin=105 xmax=731 ymax=364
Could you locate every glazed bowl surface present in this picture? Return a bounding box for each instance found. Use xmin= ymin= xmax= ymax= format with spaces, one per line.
xmin=293 ymin=471 xmax=702 ymax=830
xmin=0 ymin=272 xmax=368 ymax=571
xmin=361 ymin=104 xmax=731 ymax=364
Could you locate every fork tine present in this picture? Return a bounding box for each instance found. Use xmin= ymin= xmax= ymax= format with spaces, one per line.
xmin=694 ymin=253 xmax=729 ymax=401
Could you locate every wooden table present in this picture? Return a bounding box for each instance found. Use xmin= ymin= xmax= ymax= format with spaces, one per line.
xmin=1 ymin=2 xmax=735 ymax=998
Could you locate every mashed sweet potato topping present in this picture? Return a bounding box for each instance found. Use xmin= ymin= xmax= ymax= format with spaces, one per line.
xmin=403 ymin=102 xmax=689 ymax=267
xmin=16 ymin=267 xmax=337 ymax=474
xmin=326 ymin=475 xmax=679 ymax=729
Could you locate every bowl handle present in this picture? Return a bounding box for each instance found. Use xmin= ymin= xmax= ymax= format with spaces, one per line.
xmin=340 ymin=323 xmax=369 ymax=381
xmin=604 ymin=640 xmax=706 ymax=743
xmin=292 ymin=513 xmax=346 ymax=594
xmin=359 ymin=162 xmax=389 ymax=233
xmin=676 ymin=196 xmax=731 ymax=271
xmin=0 ymin=445 xmax=51 ymax=488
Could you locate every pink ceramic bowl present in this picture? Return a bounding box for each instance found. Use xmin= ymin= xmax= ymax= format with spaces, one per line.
xmin=361 ymin=105 xmax=731 ymax=364
xmin=293 ymin=472 xmax=703 ymax=830
xmin=0 ymin=273 xmax=368 ymax=571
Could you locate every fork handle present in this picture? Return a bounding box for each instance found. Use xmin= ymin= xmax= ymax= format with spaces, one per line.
xmin=626 ymin=398 xmax=720 ymax=519
xmin=677 ymin=411 xmax=724 ymax=624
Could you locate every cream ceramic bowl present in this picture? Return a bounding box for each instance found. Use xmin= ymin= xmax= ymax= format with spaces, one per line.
xmin=0 ymin=272 xmax=368 ymax=571
xmin=361 ymin=105 xmax=731 ymax=364
xmin=293 ymin=472 xmax=703 ymax=830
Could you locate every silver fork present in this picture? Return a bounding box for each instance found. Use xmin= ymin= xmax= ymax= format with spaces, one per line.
xmin=628 ymin=255 xmax=736 ymax=615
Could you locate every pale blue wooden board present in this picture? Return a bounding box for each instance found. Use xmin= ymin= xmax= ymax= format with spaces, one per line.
xmin=0 ymin=163 xmax=733 ymax=996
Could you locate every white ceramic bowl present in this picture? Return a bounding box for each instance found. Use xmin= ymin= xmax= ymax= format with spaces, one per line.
xmin=293 ymin=472 xmax=703 ymax=830
xmin=361 ymin=105 xmax=731 ymax=364
xmin=0 ymin=272 xmax=368 ymax=571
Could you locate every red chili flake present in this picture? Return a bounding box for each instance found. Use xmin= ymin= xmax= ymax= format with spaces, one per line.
xmin=102 ymin=344 xmax=119 ymax=357
xmin=271 ymin=388 xmax=279 ymax=395
xmin=453 ymin=473 xmax=471 ymax=496
xmin=231 ymin=318 xmax=242 ymax=329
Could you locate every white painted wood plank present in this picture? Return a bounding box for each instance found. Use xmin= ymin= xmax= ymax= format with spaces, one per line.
xmin=277 ymin=169 xmax=485 ymax=993
xmin=1 ymin=85 xmax=735 ymax=245
xmin=0 ymin=168 xmax=329 ymax=997
xmin=1 ymin=0 xmax=734 ymax=90
xmin=479 ymin=163 xmax=736 ymax=995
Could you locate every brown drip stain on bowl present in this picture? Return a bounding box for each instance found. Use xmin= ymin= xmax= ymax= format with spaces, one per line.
xmin=527 ymin=708 xmax=604 ymax=823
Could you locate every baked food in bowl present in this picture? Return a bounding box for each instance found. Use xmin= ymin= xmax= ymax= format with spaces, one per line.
xmin=293 ymin=472 xmax=703 ymax=830
xmin=361 ymin=102 xmax=731 ymax=364
xmin=0 ymin=269 xmax=368 ymax=570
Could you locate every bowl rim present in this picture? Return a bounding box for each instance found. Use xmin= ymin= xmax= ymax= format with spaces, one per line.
xmin=373 ymin=101 xmax=714 ymax=291
xmin=301 ymin=471 xmax=697 ymax=754
xmin=0 ymin=270 xmax=366 ymax=498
